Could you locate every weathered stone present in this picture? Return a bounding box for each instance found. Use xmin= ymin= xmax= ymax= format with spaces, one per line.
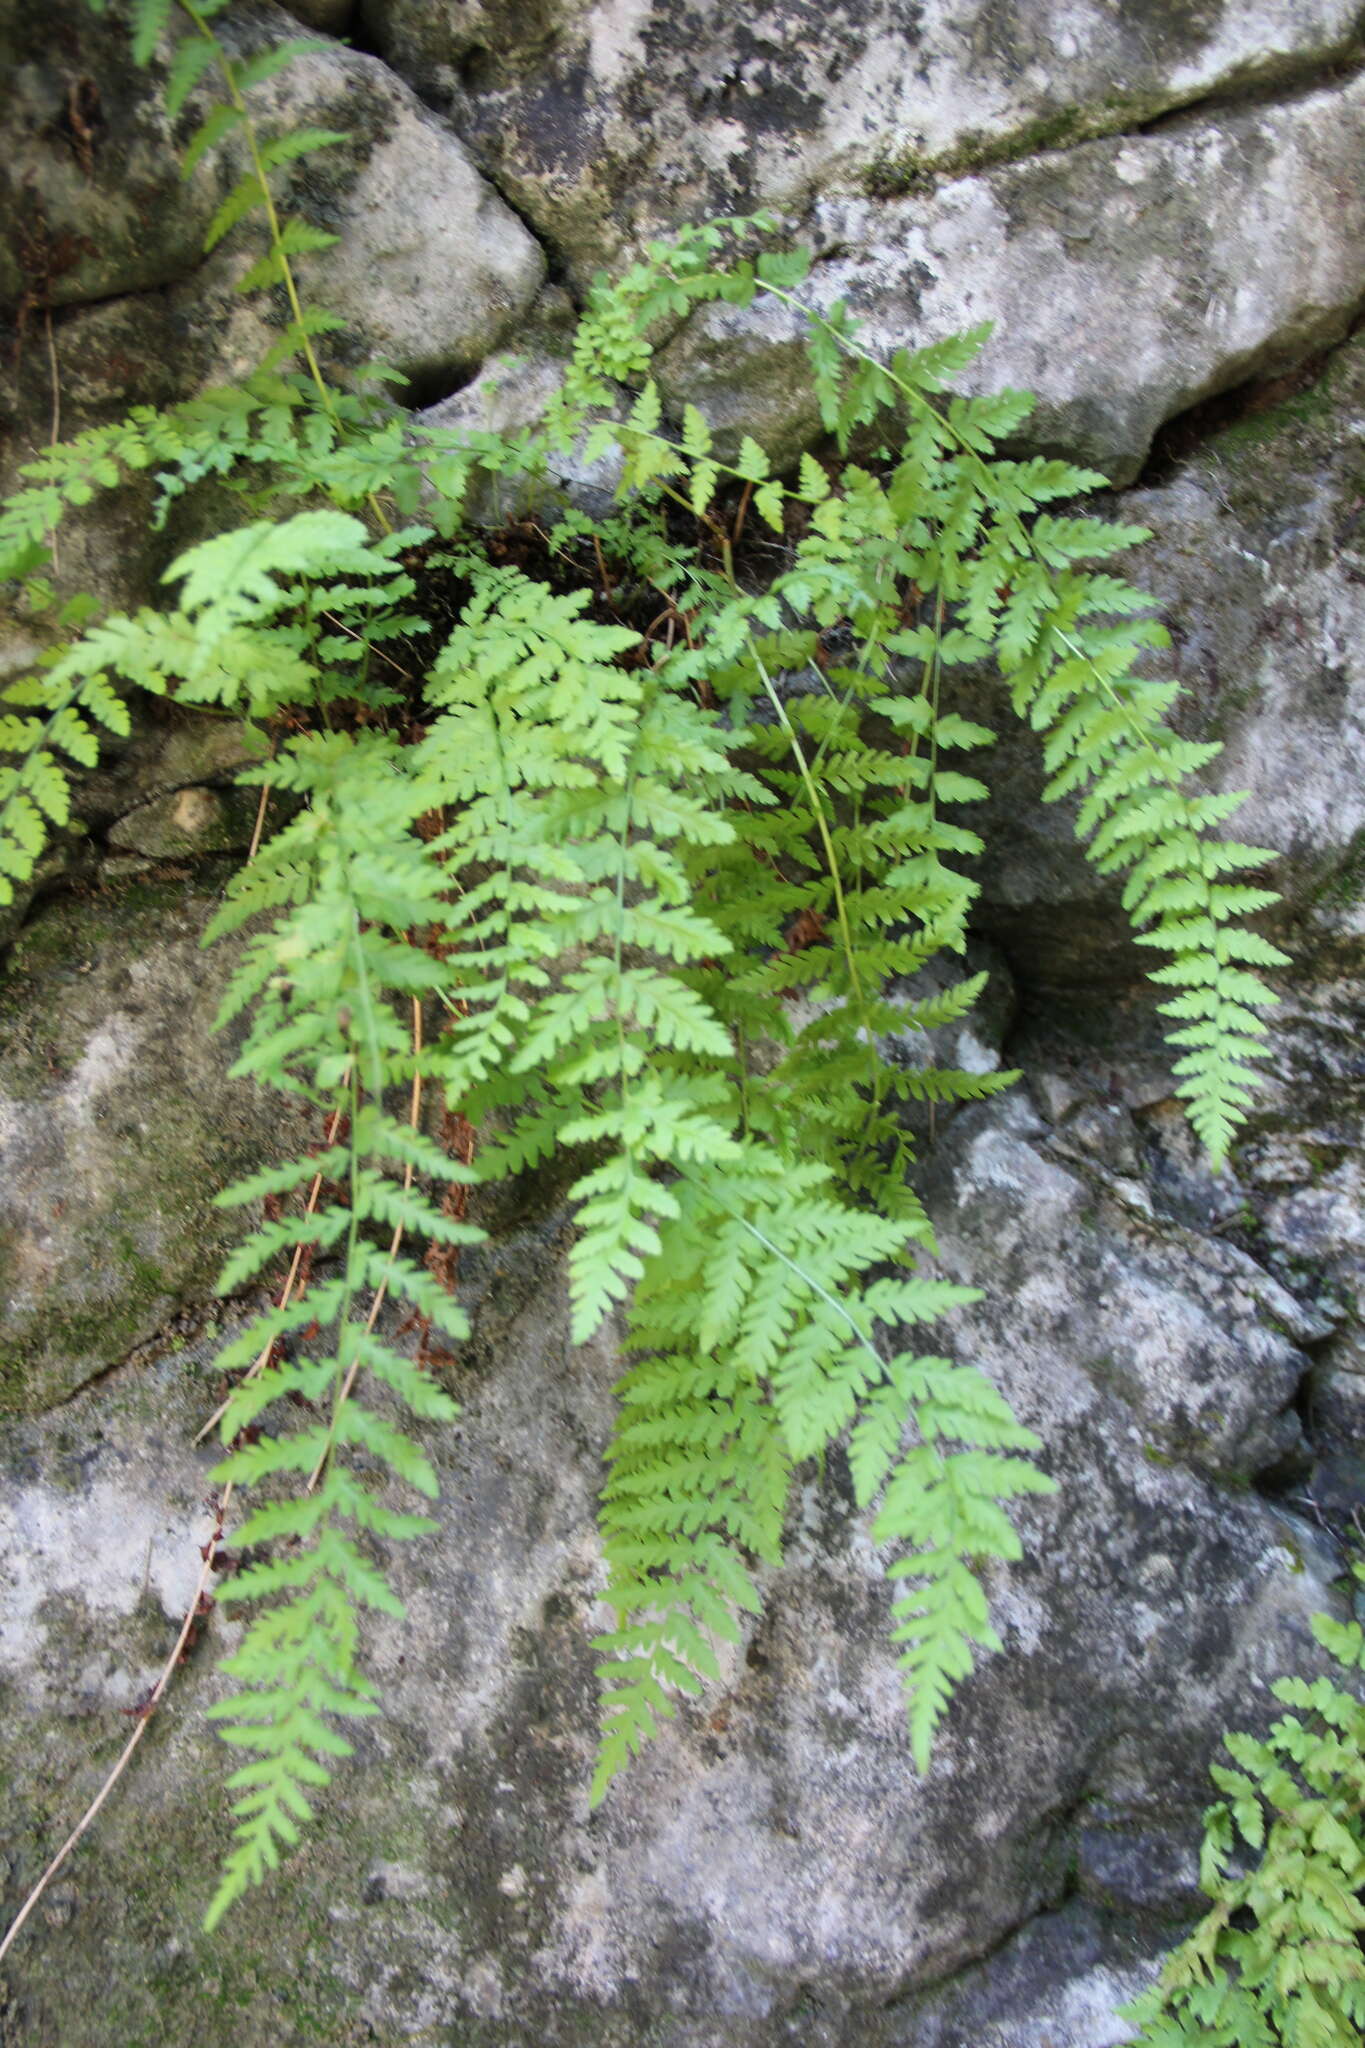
xmin=0 ymin=1089 xmax=1347 ymax=2041
xmin=0 ymin=0 xmax=219 ymax=315
xmin=4 ymin=5 xmax=1365 ymax=2038
xmin=362 ymin=0 xmax=1364 ymax=285
xmin=1 ymin=2 xmax=546 ymax=422
xmin=281 ymin=0 xmax=355 ymax=30
xmin=234 ymin=34 xmax=547 ymax=393
xmin=921 ymin=1092 xmax=1311 ymax=1478
xmin=659 ymin=76 xmax=1365 ymax=481
xmin=890 ymin=1900 xmax=1172 ymax=2047
xmin=1307 ymin=1331 xmax=1365 ymax=1456
xmin=106 ymin=784 xmax=261 ymax=858
xmin=0 ymin=875 xmax=313 ymax=1412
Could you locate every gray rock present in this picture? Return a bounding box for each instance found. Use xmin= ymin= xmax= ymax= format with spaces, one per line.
xmin=0 ymin=1092 xmax=1346 ymax=2041
xmin=658 ymin=76 xmax=1365 ymax=481
xmin=0 ymin=0 xmax=219 ymax=314
xmin=892 ymin=1900 xmax=1170 ymax=2048
xmin=4 ymin=5 xmax=1365 ymax=2040
xmin=234 ymin=35 xmax=547 ymax=392
xmin=361 ymin=0 xmax=1363 ymax=285
xmin=1 ymin=2 xmax=546 ymax=413
xmin=106 ymin=784 xmax=261 ymax=858
xmin=921 ymin=1092 xmax=1310 ymax=1479
xmin=281 ymin=0 xmax=355 ymax=30
xmin=0 ymin=875 xmax=313 ymax=1412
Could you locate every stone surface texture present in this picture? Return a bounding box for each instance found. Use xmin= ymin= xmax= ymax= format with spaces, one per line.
xmin=362 ymin=0 xmax=1365 ymax=283
xmin=658 ymin=77 xmax=1365 ymax=480
xmin=3 ymin=0 xmax=1365 ymax=2042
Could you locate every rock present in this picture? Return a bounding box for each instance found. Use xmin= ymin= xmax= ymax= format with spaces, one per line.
xmin=4 ymin=5 xmax=1365 ymax=2039
xmin=230 ymin=31 xmax=547 ymax=395
xmin=658 ymin=75 xmax=1365 ymax=481
xmin=1308 ymin=1327 xmax=1365 ymax=1455
xmin=2 ymin=2 xmax=547 ymax=426
xmin=0 ymin=0 xmax=219 ymax=315
xmin=361 ymin=0 xmax=1364 ymax=285
xmin=0 ymin=291 xmax=191 ymax=638
xmin=281 ymin=0 xmax=355 ymax=31
xmin=106 ymin=784 xmax=261 ymax=858
xmin=1128 ymin=335 xmax=1365 ymax=960
xmin=0 ymin=873 xmax=314 ymax=1412
xmin=0 ymin=1092 xmax=1347 ymax=2040
xmin=892 ymin=1900 xmax=1170 ymax=2048
xmin=920 ymin=1092 xmax=1311 ymax=1479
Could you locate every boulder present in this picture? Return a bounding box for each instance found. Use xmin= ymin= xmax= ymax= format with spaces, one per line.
xmin=657 ymin=75 xmax=1365 ymax=482
xmin=360 ymin=0 xmax=1364 ymax=285
xmin=0 ymin=873 xmax=314 ymax=1412
xmin=0 ymin=1084 xmax=1348 ymax=2040
xmin=0 ymin=1 xmax=547 ymax=418
xmin=0 ymin=0 xmax=218 ymax=315
xmin=232 ymin=32 xmax=547 ymax=394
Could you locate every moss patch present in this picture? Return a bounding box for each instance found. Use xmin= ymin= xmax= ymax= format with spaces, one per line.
xmin=861 ymin=90 xmax=1167 ymax=199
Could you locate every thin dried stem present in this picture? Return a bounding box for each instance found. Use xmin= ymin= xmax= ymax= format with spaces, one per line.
xmin=245 ymin=779 xmax=271 ymax=865
xmin=44 ymin=308 xmax=60 ymax=572
xmin=0 ymin=1487 xmax=230 ymax=1966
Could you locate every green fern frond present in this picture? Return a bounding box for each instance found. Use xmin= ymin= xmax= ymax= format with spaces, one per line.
xmin=2 ymin=156 xmax=1290 ymax=1932
xmin=1123 ymin=1572 xmax=1365 ymax=2047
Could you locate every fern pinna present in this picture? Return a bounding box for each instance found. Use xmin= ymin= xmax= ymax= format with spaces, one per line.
xmin=0 ymin=1 xmax=1286 ymax=1928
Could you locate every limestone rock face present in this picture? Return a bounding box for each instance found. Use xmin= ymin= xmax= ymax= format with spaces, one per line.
xmin=0 ymin=1097 xmax=1347 ymax=2042
xmin=0 ymin=875 xmax=312 ymax=1412
xmin=657 ymin=76 xmax=1365 ymax=481
xmin=362 ymin=0 xmax=1364 ymax=285
xmin=5 ymin=0 xmax=1365 ymax=2042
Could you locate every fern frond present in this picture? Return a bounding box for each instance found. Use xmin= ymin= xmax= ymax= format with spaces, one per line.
xmin=1123 ymin=1571 xmax=1365 ymax=2047
xmin=198 ymin=729 xmax=479 ymax=1920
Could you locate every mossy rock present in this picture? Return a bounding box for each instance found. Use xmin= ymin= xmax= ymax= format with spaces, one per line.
xmin=0 ymin=873 xmax=312 ymax=1413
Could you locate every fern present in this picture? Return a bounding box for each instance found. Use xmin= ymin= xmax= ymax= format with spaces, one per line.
xmin=200 ymin=730 xmax=478 ymax=1928
xmin=1122 ymin=1579 xmax=1365 ymax=2048
xmin=0 ymin=8 xmax=1289 ymax=1931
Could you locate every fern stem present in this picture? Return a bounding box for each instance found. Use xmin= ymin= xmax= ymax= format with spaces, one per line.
xmin=176 ymin=1 xmax=392 ymax=536
xmin=307 ymin=998 xmax=425 ymax=1493
xmin=702 ymin=1179 xmax=882 ymax=1368
xmin=745 ymin=638 xmax=865 ymax=1009
xmin=314 ymin=1062 xmax=365 ymax=1489
xmin=179 ymin=0 xmax=335 ymax=423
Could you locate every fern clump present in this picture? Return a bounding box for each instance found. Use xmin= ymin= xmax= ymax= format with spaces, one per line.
xmin=0 ymin=0 xmax=1288 ymax=1929
xmin=1123 ymin=1583 xmax=1365 ymax=2048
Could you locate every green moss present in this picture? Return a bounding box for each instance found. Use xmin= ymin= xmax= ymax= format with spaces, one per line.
xmin=1206 ymin=337 xmax=1365 ymax=525
xmin=1309 ymin=828 xmax=1365 ymax=916
xmin=0 ymin=1144 xmax=230 ymax=1412
xmin=860 ymin=91 xmax=1162 ymax=198
xmin=0 ymin=865 xmax=294 ymax=1412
